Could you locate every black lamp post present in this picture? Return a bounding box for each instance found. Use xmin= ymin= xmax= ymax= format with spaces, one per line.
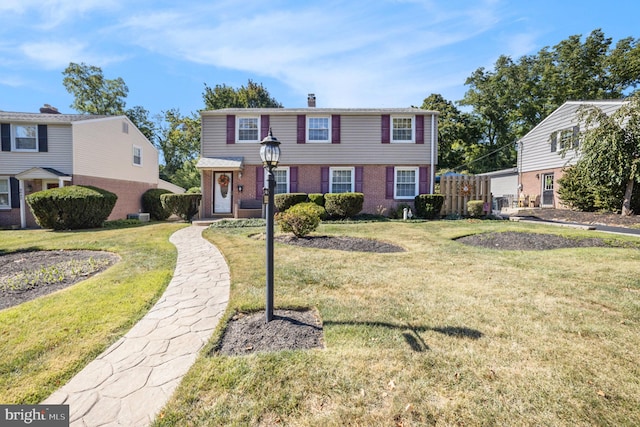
xmin=260 ymin=128 xmax=281 ymax=323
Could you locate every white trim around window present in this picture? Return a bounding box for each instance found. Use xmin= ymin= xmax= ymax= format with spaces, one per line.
xmin=391 ymin=116 xmax=415 ymax=143
xmin=307 ymin=116 xmax=331 ymax=143
xmin=0 ymin=177 xmax=10 ymax=209
xmin=12 ymin=124 xmax=38 ymax=151
xmin=394 ymin=167 xmax=419 ymax=199
xmin=236 ymin=116 xmax=260 ymax=143
xmin=265 ymin=166 xmax=290 ymax=194
xmin=133 ymin=145 xmax=143 ymax=166
xmin=329 ymin=167 xmax=354 ymax=193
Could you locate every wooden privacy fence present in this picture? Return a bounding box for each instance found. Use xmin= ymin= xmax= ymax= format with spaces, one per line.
xmin=438 ymin=175 xmax=492 ymax=216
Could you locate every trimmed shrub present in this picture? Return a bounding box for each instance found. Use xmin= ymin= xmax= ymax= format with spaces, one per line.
xmin=274 ymin=193 xmax=307 ymax=212
xmin=414 ymin=194 xmax=444 ymax=219
xmin=276 ymin=202 xmax=321 ymax=237
xmin=308 ymin=193 xmax=325 ymax=207
xmin=324 ymin=192 xmax=364 ymax=219
xmin=161 ymin=193 xmax=202 ymax=222
xmin=467 ymin=200 xmax=485 ymax=217
xmin=186 ymin=187 xmax=201 ymax=194
xmin=142 ymin=188 xmax=173 ymax=220
xmin=26 ymin=185 xmax=117 ymax=230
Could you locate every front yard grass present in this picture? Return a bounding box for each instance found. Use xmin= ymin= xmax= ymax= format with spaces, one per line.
xmin=0 ymin=222 xmax=186 ymax=404
xmin=155 ymin=220 xmax=640 ymax=426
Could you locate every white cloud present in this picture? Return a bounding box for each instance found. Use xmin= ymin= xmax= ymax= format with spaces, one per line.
xmin=0 ymin=74 xmax=29 ymax=87
xmin=20 ymin=41 xmax=127 ymax=70
xmin=0 ymin=0 xmax=122 ymax=29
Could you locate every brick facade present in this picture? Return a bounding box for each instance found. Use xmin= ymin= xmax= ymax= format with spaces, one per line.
xmin=520 ymin=167 xmax=566 ymax=208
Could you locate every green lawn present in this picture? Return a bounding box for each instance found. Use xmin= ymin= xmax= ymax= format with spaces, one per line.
xmin=0 ymin=222 xmax=186 ymax=404
xmin=154 ymin=220 xmax=640 ymax=426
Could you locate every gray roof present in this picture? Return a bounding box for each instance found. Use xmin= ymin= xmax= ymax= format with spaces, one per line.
xmin=196 ymin=157 xmax=244 ymax=169
xmin=201 ymin=107 xmax=438 ymax=116
xmin=0 ymin=111 xmax=110 ymax=124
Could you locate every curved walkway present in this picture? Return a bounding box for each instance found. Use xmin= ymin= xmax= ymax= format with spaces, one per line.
xmin=43 ymin=225 xmax=230 ymax=426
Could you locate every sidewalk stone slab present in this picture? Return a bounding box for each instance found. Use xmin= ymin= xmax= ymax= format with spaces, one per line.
xmin=42 ymin=225 xmax=230 ymax=426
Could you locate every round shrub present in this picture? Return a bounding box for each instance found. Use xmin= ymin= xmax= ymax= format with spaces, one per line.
xmin=467 ymin=200 xmax=485 ymax=217
xmin=414 ymin=194 xmax=444 ymax=219
xmin=324 ymin=192 xmax=364 ymax=219
xmin=142 ymin=188 xmax=173 ymax=220
xmin=276 ymin=202 xmax=321 ymax=237
xmin=161 ymin=193 xmax=202 ymax=222
xmin=274 ymin=193 xmax=307 ymax=212
xmin=26 ymin=185 xmax=117 ymax=230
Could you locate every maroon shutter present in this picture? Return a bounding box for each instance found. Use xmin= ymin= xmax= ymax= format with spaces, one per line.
xmin=321 ymin=167 xmax=329 ymax=193
xmin=419 ymin=166 xmax=428 ymax=194
xmin=385 ymin=166 xmax=394 ymax=199
xmin=226 ymin=115 xmax=235 ymax=144
xmin=261 ymin=115 xmax=270 ymax=139
xmin=381 ymin=115 xmax=390 ymax=144
xmin=10 ymin=177 xmax=20 ymax=208
xmin=255 ymin=166 xmax=264 ymax=199
xmin=38 ymin=125 xmax=48 ymax=152
xmin=1 ymin=124 xmax=10 ymax=151
xmin=290 ymin=166 xmax=298 ymax=192
xmin=297 ymin=115 xmax=306 ymax=144
xmin=331 ymin=115 xmax=341 ymax=144
xmin=355 ymin=167 xmax=363 ymax=193
xmin=415 ymin=115 xmax=424 ymax=144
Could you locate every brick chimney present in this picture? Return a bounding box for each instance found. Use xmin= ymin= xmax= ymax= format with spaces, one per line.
xmin=40 ymin=104 xmax=60 ymax=114
xmin=307 ymin=93 xmax=316 ymax=108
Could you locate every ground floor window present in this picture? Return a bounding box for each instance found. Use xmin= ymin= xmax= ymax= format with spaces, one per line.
xmin=330 ymin=167 xmax=354 ymax=193
xmin=395 ymin=167 xmax=418 ymax=199
xmin=0 ymin=178 xmax=9 ymax=208
xmin=271 ymin=167 xmax=290 ymax=194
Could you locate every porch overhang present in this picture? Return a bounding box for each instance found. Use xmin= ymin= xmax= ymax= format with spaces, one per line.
xmin=16 ymin=167 xmax=72 ymax=181
xmin=196 ymin=157 xmax=244 ymax=171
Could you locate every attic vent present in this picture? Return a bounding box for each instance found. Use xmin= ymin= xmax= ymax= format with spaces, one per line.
xmin=307 ymin=93 xmax=316 ymax=108
xmin=40 ymin=104 xmax=60 ymax=114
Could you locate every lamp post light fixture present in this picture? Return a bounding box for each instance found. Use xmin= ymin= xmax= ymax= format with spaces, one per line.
xmin=260 ymin=128 xmax=281 ymax=323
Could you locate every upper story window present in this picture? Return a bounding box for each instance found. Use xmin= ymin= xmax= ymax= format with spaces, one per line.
xmin=13 ymin=124 xmax=38 ymax=151
xmin=237 ymin=117 xmax=260 ymax=142
xmin=392 ymin=117 xmax=414 ymax=143
xmin=330 ymin=167 xmax=354 ymax=193
xmin=394 ymin=167 xmax=418 ymax=199
xmin=551 ymin=126 xmax=579 ymax=152
xmin=0 ymin=178 xmax=10 ymax=208
xmin=133 ymin=145 xmax=142 ymax=166
xmin=307 ymin=117 xmax=330 ymax=142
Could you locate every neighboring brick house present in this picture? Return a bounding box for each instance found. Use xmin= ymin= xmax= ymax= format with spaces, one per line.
xmin=0 ymin=107 xmax=159 ymax=228
xmin=197 ymin=100 xmax=438 ymax=218
xmin=517 ymin=100 xmax=626 ymax=208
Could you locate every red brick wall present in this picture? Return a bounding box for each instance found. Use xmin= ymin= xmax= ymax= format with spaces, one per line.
xmin=520 ymin=167 xmax=567 ymax=209
xmin=0 ymin=208 xmax=21 ymax=228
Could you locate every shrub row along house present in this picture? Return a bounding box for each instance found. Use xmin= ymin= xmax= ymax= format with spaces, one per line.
xmin=0 ymin=106 xmax=160 ymax=228
xmin=196 ymin=96 xmax=439 ymax=219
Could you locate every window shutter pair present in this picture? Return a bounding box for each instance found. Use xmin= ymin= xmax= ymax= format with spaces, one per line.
xmin=1 ymin=124 xmax=48 ymax=152
xmin=255 ymin=166 xmax=299 ymax=197
xmin=381 ymin=115 xmax=424 ymax=144
xmin=226 ymin=115 xmax=270 ymax=144
xmin=385 ymin=166 xmax=429 ymax=199
xmin=297 ymin=115 xmax=341 ymax=144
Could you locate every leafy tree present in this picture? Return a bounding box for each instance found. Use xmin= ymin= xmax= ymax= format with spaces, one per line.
xmin=125 ymin=105 xmax=157 ymax=142
xmin=62 ymin=62 xmax=128 ymax=115
xmin=156 ymin=109 xmax=201 ymax=189
xmin=571 ymin=94 xmax=640 ymax=215
xmin=203 ymin=79 xmax=283 ymax=109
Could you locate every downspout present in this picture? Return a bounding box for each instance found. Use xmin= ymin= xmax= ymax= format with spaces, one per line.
xmin=19 ymin=180 xmax=26 ymax=229
xmin=430 ymin=114 xmax=436 ymax=194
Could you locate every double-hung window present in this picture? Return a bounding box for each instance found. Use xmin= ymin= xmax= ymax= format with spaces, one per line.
xmin=330 ymin=167 xmax=354 ymax=193
xmin=133 ymin=145 xmax=142 ymax=166
xmin=13 ymin=124 xmax=38 ymax=151
xmin=237 ymin=117 xmax=260 ymax=142
xmin=395 ymin=167 xmax=418 ymax=199
xmin=551 ymin=127 xmax=579 ymax=152
xmin=271 ymin=167 xmax=290 ymax=194
xmin=392 ymin=117 xmax=414 ymax=143
xmin=307 ymin=117 xmax=330 ymax=142
xmin=0 ymin=178 xmax=10 ymax=209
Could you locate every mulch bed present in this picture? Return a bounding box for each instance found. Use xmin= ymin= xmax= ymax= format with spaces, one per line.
xmin=275 ymin=235 xmax=405 ymax=253
xmin=456 ymin=231 xmax=613 ymax=251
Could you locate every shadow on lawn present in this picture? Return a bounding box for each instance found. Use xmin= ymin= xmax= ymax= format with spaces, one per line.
xmin=324 ymin=321 xmax=483 ymax=352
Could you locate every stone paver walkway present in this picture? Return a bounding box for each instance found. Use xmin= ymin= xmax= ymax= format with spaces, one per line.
xmin=43 ymin=225 xmax=229 ymax=426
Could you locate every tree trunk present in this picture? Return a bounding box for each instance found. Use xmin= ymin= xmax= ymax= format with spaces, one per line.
xmin=621 ymin=178 xmax=634 ymax=216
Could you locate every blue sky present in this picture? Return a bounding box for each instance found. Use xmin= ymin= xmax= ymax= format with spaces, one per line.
xmin=1 ymin=0 xmax=639 ymax=118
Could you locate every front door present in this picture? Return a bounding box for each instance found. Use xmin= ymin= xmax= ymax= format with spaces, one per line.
xmin=542 ymin=173 xmax=554 ymax=207
xmin=214 ymin=172 xmax=232 ymax=214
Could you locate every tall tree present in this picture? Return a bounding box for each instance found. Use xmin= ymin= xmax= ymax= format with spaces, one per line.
xmin=203 ymin=79 xmax=283 ymax=109
xmin=62 ymin=62 xmax=128 ymax=115
xmin=156 ymin=109 xmax=201 ymax=190
xmin=572 ymin=94 xmax=640 ymax=215
xmin=125 ymin=105 xmax=157 ymax=142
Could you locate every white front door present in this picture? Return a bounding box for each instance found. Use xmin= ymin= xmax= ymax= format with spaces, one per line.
xmin=214 ymin=172 xmax=232 ymax=214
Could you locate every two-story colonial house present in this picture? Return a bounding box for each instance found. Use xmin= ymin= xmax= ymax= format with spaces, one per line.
xmin=0 ymin=107 xmax=160 ymax=228
xmin=517 ymin=100 xmax=626 ymax=208
xmin=197 ymin=100 xmax=438 ymax=218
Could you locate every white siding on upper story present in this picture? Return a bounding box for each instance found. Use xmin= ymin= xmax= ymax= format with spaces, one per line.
xmin=201 ymin=111 xmax=437 ymax=166
xmin=0 ymin=124 xmax=73 ymax=175
xmin=519 ymin=101 xmax=625 ymax=173
xmin=72 ymin=117 xmax=159 ymax=183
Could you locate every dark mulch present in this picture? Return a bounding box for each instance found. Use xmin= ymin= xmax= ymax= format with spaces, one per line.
xmin=456 ymin=231 xmax=613 ymax=251
xmin=214 ymin=309 xmax=324 ymax=356
xmin=0 ymin=250 xmax=119 ymax=310
xmin=514 ymin=208 xmax=640 ymax=228
xmin=275 ymin=235 xmax=405 ymax=253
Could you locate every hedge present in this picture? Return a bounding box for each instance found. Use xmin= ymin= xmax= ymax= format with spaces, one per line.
xmin=274 ymin=193 xmax=307 ymax=212
xmin=161 ymin=193 xmax=202 ymax=222
xmin=26 ymin=185 xmax=117 ymax=230
xmin=324 ymin=192 xmax=364 ymax=219
xmin=414 ymin=194 xmax=444 ymax=219
xmin=141 ymin=188 xmax=173 ymax=220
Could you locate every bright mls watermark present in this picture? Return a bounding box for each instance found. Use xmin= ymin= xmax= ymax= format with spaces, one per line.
xmin=0 ymin=405 xmax=69 ymax=426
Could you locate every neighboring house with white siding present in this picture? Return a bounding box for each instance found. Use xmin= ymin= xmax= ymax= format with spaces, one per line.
xmin=197 ymin=100 xmax=438 ymax=218
xmin=0 ymin=108 xmax=159 ymax=228
xmin=517 ymin=100 xmax=626 ymax=208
